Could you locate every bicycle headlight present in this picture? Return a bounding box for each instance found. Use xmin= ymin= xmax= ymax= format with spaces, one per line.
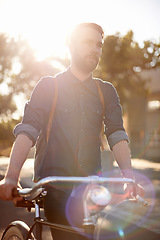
xmin=86 ymin=185 xmax=111 ymax=211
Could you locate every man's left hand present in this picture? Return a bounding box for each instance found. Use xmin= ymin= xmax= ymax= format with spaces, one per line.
xmin=124 ymin=182 xmax=144 ymax=198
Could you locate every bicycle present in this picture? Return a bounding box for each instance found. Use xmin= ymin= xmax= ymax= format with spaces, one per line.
xmin=1 ymin=176 xmax=148 ymax=240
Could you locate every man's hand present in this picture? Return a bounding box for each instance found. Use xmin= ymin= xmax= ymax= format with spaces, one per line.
xmin=0 ymin=178 xmax=22 ymax=202
xmin=124 ymin=182 xmax=144 ymax=198
xmin=0 ymin=135 xmax=33 ymax=203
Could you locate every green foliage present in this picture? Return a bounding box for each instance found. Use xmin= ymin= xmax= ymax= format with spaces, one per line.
xmin=96 ymin=31 xmax=160 ymax=106
xmin=0 ymin=31 xmax=160 ymax=147
xmin=0 ymin=94 xmax=16 ymax=115
xmin=0 ymin=118 xmax=19 ymax=148
xmin=0 ymin=33 xmax=61 ymax=147
xmin=0 ymin=33 xmax=59 ymax=119
xmin=0 ymin=34 xmax=18 ymax=117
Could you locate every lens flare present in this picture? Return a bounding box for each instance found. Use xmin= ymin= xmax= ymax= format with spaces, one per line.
xmin=118 ymin=228 xmax=125 ymax=238
xmin=64 ymin=168 xmax=156 ymax=239
xmin=93 ymin=169 xmax=156 ymax=239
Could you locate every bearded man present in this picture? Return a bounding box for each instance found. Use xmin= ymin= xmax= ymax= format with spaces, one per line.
xmin=0 ymin=23 xmax=144 ymax=240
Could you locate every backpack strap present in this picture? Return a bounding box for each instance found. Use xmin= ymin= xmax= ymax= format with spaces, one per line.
xmin=95 ymin=80 xmax=105 ymax=117
xmin=95 ymin=80 xmax=106 ymax=151
xmin=46 ymin=77 xmax=58 ymax=142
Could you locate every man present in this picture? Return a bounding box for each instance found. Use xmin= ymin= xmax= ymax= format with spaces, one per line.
xmin=0 ymin=23 xmax=143 ymax=239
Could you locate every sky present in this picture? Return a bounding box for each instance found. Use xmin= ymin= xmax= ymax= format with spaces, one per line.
xmin=0 ymin=0 xmax=160 ymax=60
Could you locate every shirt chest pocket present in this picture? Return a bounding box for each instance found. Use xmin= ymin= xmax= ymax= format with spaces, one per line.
xmin=56 ymin=102 xmax=80 ymax=132
xmin=56 ymin=100 xmax=77 ymax=122
xmin=85 ymin=104 xmax=103 ymax=130
xmin=56 ymin=94 xmax=76 ymax=112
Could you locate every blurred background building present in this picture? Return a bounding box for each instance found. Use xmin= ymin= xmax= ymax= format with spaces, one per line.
xmin=128 ymin=67 xmax=160 ymax=160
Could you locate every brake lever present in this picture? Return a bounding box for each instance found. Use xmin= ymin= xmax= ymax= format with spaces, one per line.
xmin=131 ymin=192 xmax=148 ymax=206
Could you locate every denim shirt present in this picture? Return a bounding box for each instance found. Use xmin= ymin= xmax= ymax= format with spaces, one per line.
xmin=14 ymin=68 xmax=128 ymax=180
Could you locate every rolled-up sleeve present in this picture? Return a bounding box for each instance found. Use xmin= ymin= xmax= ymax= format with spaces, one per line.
xmin=107 ymin=130 xmax=129 ymax=150
xmin=13 ymin=76 xmax=54 ymax=146
xmin=103 ymin=82 xmax=129 ymax=149
xmin=13 ymin=123 xmax=39 ymax=146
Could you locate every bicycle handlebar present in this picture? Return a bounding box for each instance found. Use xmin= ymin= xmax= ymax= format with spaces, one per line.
xmin=18 ymin=176 xmax=136 ymax=198
xmin=15 ymin=176 xmax=148 ymax=206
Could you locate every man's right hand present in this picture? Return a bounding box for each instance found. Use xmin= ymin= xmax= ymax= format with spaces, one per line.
xmin=0 ymin=178 xmax=22 ymax=202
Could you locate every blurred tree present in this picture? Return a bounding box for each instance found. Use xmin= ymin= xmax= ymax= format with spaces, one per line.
xmin=0 ymin=31 xmax=160 ymax=148
xmin=0 ymin=33 xmax=61 ymax=147
xmin=95 ymin=31 xmax=160 ymax=157
xmin=0 ymin=119 xmax=19 ymax=150
xmin=0 ymin=34 xmax=17 ymax=117
xmin=96 ymin=31 xmax=160 ymax=107
xmin=0 ymin=33 xmax=59 ymax=120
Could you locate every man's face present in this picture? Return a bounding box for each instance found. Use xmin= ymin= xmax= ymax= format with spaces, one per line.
xmin=70 ymin=27 xmax=103 ymax=73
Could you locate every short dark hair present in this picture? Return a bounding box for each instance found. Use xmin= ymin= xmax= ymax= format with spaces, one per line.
xmin=69 ymin=23 xmax=104 ymax=47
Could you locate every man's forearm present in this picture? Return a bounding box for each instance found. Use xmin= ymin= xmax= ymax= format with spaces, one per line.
xmin=5 ymin=134 xmax=33 ymax=184
xmin=112 ymin=140 xmax=134 ymax=179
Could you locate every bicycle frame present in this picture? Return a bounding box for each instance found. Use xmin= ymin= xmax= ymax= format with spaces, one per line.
xmin=26 ymin=198 xmax=85 ymax=240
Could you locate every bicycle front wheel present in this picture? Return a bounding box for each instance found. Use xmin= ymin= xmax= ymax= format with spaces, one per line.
xmin=1 ymin=220 xmax=34 ymax=240
xmin=93 ymin=199 xmax=149 ymax=240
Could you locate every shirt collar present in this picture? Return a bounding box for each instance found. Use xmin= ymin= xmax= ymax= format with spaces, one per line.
xmin=63 ymin=67 xmax=100 ymax=97
xmin=66 ymin=67 xmax=93 ymax=85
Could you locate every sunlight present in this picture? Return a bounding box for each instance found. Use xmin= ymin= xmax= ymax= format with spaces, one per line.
xmin=0 ymin=0 xmax=159 ymax=61
xmin=1 ymin=0 xmax=102 ymax=60
xmin=13 ymin=0 xmax=75 ymax=60
xmin=148 ymin=101 xmax=160 ymax=110
xmin=12 ymin=59 xmax=21 ymax=75
xmin=0 ymin=0 xmax=106 ymax=60
xmin=12 ymin=93 xmax=27 ymax=119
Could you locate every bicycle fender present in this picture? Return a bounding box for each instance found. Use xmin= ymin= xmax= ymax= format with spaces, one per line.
xmin=2 ymin=220 xmax=32 ymax=240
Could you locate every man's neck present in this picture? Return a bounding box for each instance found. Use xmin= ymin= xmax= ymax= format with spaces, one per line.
xmin=70 ymin=65 xmax=92 ymax=81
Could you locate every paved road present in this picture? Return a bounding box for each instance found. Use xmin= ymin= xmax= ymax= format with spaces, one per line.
xmin=0 ymin=156 xmax=160 ymax=239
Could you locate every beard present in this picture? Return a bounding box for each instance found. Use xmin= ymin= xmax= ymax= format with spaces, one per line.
xmin=72 ymin=52 xmax=100 ymax=73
